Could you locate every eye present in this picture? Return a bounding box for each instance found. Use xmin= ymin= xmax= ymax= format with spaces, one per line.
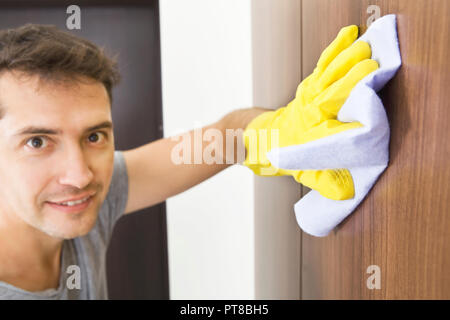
xmin=26 ymin=136 xmax=49 ymax=149
xmin=87 ymin=131 xmax=107 ymax=144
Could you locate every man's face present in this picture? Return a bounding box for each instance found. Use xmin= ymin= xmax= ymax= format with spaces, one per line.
xmin=0 ymin=71 xmax=115 ymax=239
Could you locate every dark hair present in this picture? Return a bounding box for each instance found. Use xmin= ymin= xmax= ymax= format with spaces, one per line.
xmin=0 ymin=23 xmax=121 ymax=118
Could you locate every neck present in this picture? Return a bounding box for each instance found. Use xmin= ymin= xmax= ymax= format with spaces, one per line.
xmin=0 ymin=210 xmax=64 ymax=291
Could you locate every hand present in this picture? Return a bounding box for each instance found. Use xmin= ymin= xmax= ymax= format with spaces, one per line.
xmin=242 ymin=25 xmax=379 ymax=200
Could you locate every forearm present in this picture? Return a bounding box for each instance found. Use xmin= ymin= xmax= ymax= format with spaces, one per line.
xmin=126 ymin=107 xmax=270 ymax=208
xmin=168 ymin=106 xmax=270 ymax=168
xmin=216 ymin=106 xmax=271 ymax=163
xmin=218 ymin=106 xmax=271 ymax=132
xmin=166 ymin=106 xmax=269 ymax=190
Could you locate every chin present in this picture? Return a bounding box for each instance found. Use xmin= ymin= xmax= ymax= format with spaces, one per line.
xmin=48 ymin=219 xmax=98 ymax=240
xmin=42 ymin=208 xmax=100 ymax=240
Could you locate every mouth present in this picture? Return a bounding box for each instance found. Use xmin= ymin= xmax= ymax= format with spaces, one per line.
xmin=46 ymin=194 xmax=95 ymax=214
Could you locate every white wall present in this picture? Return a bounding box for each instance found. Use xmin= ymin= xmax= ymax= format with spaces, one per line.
xmin=159 ymin=0 xmax=301 ymax=299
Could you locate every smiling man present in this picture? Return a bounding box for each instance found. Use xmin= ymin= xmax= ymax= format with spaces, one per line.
xmin=0 ymin=24 xmax=265 ymax=299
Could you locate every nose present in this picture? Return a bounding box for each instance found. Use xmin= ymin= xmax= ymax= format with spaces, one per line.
xmin=58 ymin=145 xmax=94 ymax=190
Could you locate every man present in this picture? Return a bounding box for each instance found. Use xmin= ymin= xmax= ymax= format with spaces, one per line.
xmin=0 ymin=24 xmax=266 ymax=299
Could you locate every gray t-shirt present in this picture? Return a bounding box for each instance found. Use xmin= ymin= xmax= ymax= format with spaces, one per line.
xmin=0 ymin=150 xmax=129 ymax=300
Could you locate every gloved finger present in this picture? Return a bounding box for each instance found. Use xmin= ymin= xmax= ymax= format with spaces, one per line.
xmin=267 ymin=84 xmax=389 ymax=170
xmin=297 ymin=59 xmax=378 ymax=129
xmin=315 ymin=40 xmax=372 ymax=92
xmin=315 ymin=25 xmax=359 ymax=76
xmin=298 ymin=168 xmax=356 ymax=200
xmin=314 ymin=58 xmax=379 ymax=117
xmin=296 ymin=26 xmax=360 ymax=105
xmin=293 ymin=166 xmax=387 ymax=237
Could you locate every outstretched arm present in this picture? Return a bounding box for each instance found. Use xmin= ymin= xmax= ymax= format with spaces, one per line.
xmin=122 ymin=106 xmax=269 ymax=214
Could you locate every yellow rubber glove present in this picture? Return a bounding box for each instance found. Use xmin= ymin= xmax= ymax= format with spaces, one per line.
xmin=243 ymin=25 xmax=379 ymax=200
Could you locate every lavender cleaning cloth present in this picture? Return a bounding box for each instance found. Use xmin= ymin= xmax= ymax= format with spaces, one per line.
xmin=267 ymin=14 xmax=402 ymax=237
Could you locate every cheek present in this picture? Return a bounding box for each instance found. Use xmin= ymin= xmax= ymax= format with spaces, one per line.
xmin=20 ymin=162 xmax=53 ymax=207
xmin=3 ymin=159 xmax=48 ymax=196
xmin=0 ymin=159 xmax=48 ymax=215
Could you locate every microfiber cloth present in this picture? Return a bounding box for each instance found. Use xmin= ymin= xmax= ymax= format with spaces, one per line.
xmin=266 ymin=14 xmax=402 ymax=237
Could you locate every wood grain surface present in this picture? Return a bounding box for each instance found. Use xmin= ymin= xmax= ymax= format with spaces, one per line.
xmin=300 ymin=0 xmax=450 ymax=299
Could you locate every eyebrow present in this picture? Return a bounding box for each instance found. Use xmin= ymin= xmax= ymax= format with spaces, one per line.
xmin=14 ymin=120 xmax=113 ymax=136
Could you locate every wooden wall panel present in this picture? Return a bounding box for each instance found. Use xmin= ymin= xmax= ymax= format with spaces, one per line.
xmin=301 ymin=0 xmax=450 ymax=299
xmin=300 ymin=0 xmax=362 ymax=300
